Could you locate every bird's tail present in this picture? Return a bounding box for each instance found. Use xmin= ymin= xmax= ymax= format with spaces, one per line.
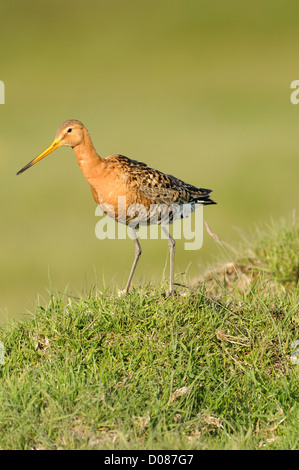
xmin=192 ymin=188 xmax=216 ymax=206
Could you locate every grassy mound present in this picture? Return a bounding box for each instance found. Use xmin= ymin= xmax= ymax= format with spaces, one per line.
xmin=0 ymin=219 xmax=298 ymax=449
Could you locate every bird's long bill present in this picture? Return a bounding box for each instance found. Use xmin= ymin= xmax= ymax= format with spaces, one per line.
xmin=16 ymin=139 xmax=61 ymax=175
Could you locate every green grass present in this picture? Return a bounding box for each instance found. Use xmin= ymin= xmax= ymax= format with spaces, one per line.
xmin=0 ymin=219 xmax=298 ymax=450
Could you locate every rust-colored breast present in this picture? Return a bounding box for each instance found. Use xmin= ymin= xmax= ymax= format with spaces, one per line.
xmin=88 ymin=154 xmax=215 ymax=224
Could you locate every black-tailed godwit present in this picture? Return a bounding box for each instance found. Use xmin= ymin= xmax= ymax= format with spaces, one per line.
xmin=17 ymin=120 xmax=216 ymax=295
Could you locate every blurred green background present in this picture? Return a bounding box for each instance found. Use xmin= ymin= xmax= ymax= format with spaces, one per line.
xmin=0 ymin=0 xmax=298 ymax=321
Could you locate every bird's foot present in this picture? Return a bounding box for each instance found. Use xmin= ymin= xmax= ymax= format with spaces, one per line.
xmin=120 ymin=282 xmax=135 ymax=296
xmin=165 ymin=288 xmax=176 ymax=298
xmin=117 ymin=288 xmax=128 ymax=297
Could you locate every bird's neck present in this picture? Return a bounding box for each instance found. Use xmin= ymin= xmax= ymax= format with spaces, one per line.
xmin=72 ymin=130 xmax=104 ymax=183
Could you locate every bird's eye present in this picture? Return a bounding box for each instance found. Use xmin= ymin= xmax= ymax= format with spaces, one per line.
xmin=67 ymin=128 xmax=72 ymax=133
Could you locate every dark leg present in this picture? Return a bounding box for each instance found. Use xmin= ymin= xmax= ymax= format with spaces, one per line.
xmin=162 ymin=226 xmax=176 ymax=296
xmin=125 ymin=228 xmax=142 ymax=293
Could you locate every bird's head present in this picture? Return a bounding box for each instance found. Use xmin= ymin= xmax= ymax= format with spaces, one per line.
xmin=17 ymin=119 xmax=86 ymax=175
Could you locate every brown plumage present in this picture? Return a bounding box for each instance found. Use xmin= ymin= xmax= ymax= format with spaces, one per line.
xmin=17 ymin=119 xmax=216 ymax=295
